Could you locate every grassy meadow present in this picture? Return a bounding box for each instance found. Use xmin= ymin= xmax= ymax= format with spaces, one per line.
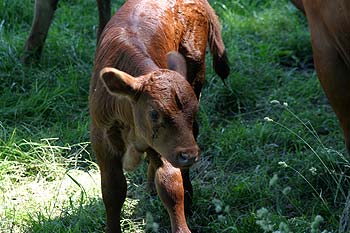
xmin=1 ymin=0 xmax=349 ymax=232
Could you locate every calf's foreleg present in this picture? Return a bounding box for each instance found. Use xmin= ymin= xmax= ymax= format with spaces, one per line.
xmin=99 ymin=156 xmax=127 ymax=233
xmin=92 ymin=128 xmax=127 ymax=233
xmin=155 ymin=159 xmax=190 ymax=233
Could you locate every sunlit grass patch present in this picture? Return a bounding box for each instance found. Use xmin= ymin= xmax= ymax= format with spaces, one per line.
xmin=0 ymin=136 xmax=98 ymax=231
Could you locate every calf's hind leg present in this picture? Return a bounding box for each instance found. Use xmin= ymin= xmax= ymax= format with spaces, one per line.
xmin=181 ymin=168 xmax=193 ymax=216
xmin=22 ymin=0 xmax=59 ymax=64
xmin=146 ymin=156 xmax=157 ymax=195
xmin=181 ymin=59 xmax=205 ymax=215
xmin=181 ymin=117 xmax=201 ymax=216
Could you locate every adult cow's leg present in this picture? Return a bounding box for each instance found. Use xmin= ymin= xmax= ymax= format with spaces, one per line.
xmin=302 ymin=2 xmax=350 ymax=232
xmin=22 ymin=0 xmax=59 ymax=64
xmin=91 ymin=127 xmax=126 ymax=233
xmin=96 ymin=0 xmax=111 ymax=43
xmin=302 ymin=2 xmax=350 ymax=154
xmin=290 ymin=0 xmax=305 ymax=14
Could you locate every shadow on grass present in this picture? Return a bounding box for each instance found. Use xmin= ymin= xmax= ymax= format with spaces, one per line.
xmin=26 ymin=197 xmax=107 ymax=232
xmin=24 ymin=186 xmax=174 ymax=232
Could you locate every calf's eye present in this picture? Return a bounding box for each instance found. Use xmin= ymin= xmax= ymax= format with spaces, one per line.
xmin=149 ymin=110 xmax=159 ymax=122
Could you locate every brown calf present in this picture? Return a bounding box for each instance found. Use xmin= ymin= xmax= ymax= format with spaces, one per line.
xmin=89 ymin=0 xmax=229 ymax=232
xmin=22 ymin=0 xmax=111 ymax=64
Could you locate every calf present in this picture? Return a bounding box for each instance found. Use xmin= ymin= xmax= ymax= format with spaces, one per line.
xmin=89 ymin=0 xmax=229 ymax=232
xmin=22 ymin=0 xmax=111 ymax=64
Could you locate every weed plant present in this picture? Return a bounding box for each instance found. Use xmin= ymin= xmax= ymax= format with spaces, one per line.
xmin=0 ymin=0 xmax=349 ymax=232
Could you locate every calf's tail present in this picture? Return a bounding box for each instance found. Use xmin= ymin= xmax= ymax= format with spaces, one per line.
xmin=206 ymin=2 xmax=230 ymax=82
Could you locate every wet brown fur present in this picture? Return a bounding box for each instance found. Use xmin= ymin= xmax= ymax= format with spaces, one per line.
xmin=89 ymin=0 xmax=229 ymax=232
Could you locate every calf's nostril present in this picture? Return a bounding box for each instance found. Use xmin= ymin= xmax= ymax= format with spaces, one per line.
xmin=179 ymin=153 xmax=190 ymax=161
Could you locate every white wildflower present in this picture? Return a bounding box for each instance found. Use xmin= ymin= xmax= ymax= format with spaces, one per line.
xmin=309 ymin=167 xmax=317 ymax=175
xmin=270 ymin=100 xmax=281 ymax=105
xmin=264 ymin=117 xmax=274 ymax=122
xmin=278 ymin=161 xmax=288 ymax=167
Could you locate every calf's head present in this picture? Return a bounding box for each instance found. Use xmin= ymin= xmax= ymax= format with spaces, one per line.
xmin=100 ymin=53 xmax=200 ymax=168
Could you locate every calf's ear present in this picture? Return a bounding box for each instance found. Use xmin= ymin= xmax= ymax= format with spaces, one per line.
xmin=100 ymin=67 xmax=142 ymax=98
xmin=167 ymin=51 xmax=187 ymax=78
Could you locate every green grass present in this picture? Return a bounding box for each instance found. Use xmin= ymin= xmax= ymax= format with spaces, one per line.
xmin=1 ymin=0 xmax=349 ymax=232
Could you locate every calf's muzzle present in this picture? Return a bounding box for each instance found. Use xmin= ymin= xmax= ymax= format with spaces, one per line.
xmin=175 ymin=145 xmax=200 ymax=167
